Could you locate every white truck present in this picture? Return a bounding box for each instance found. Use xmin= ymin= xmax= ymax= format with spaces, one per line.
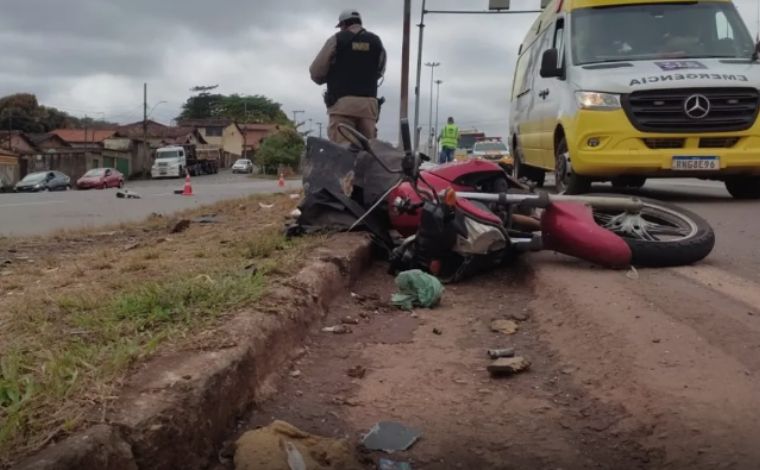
xmin=151 ymin=144 xmax=221 ymax=178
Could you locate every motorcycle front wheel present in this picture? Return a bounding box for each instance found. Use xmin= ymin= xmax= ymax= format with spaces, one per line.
xmin=592 ymin=196 xmax=715 ymax=267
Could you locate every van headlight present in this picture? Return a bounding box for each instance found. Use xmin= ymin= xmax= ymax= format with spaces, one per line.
xmin=575 ymin=91 xmax=621 ymax=110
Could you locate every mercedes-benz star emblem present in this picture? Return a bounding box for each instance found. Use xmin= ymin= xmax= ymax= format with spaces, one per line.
xmin=684 ymin=94 xmax=710 ymax=119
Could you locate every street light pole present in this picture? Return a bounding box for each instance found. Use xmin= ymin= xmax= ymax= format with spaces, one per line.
xmin=317 ymin=122 xmax=324 ymax=138
xmin=425 ymin=61 xmax=440 ymax=154
xmin=434 ymin=79 xmax=442 ymax=158
xmin=412 ymin=0 xmax=427 ymax=152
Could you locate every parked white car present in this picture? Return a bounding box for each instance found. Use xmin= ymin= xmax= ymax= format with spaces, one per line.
xmin=232 ymin=159 xmax=255 ymax=174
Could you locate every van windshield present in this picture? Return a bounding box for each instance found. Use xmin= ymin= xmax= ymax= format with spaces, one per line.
xmin=571 ymin=2 xmax=754 ymax=65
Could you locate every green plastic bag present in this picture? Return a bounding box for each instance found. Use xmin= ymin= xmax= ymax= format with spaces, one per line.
xmin=391 ymin=269 xmax=444 ymax=310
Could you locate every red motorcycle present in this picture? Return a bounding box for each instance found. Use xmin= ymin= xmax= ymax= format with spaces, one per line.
xmin=295 ymin=120 xmax=715 ymax=282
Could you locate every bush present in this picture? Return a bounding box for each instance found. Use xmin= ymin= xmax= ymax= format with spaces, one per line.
xmin=255 ymin=129 xmax=304 ymax=174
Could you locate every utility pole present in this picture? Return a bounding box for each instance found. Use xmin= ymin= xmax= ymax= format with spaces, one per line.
xmin=317 ymin=122 xmax=323 ymax=138
xmin=143 ymin=83 xmax=148 ymax=173
xmin=412 ymin=0 xmax=427 ymax=152
xmin=4 ymin=110 xmax=11 ymax=150
xmin=291 ymin=110 xmax=304 ymax=127
xmin=434 ymin=79 xmax=443 ymax=158
xmin=308 ymin=118 xmax=313 ymax=135
xmin=425 ymin=61 xmax=440 ymax=154
xmin=400 ymin=0 xmax=412 ymax=146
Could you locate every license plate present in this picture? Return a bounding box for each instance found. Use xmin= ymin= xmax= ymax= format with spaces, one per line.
xmin=672 ymin=156 xmax=719 ymax=171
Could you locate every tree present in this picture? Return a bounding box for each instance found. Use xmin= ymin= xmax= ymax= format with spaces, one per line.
xmin=177 ymin=87 xmax=290 ymax=125
xmin=0 ymin=93 xmax=116 ymax=132
xmin=255 ymin=129 xmax=304 ymax=174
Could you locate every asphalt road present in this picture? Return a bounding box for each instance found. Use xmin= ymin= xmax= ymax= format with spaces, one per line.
xmin=0 ymin=171 xmax=300 ymax=236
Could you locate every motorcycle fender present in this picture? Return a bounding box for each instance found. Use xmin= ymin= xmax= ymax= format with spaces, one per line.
xmin=541 ymin=202 xmax=632 ymax=268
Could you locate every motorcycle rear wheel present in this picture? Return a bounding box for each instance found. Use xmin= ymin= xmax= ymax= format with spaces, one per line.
xmin=592 ymin=196 xmax=715 ymax=267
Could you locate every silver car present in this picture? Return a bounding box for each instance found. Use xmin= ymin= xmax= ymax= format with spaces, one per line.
xmin=231 ymin=159 xmax=255 ymax=174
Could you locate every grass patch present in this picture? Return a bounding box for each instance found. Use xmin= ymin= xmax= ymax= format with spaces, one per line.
xmin=244 ymin=229 xmax=289 ymax=258
xmin=0 ymin=192 xmax=317 ymax=464
xmin=1 ymin=271 xmax=266 ymax=460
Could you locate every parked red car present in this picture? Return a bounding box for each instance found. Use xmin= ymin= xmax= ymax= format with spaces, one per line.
xmin=77 ymin=168 xmax=124 ymax=190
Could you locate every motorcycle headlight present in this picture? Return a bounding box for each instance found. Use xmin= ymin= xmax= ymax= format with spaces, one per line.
xmin=575 ymin=91 xmax=621 ymax=110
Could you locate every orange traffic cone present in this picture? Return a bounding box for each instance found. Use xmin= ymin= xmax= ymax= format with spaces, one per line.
xmin=278 ymin=172 xmax=285 ymax=188
xmin=182 ymin=171 xmax=193 ymax=196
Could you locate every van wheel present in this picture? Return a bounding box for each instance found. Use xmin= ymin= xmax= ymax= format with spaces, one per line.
xmin=725 ymin=176 xmax=760 ymax=199
xmin=555 ymin=135 xmax=591 ymax=195
xmin=611 ymin=176 xmax=647 ymax=190
xmin=512 ymin=142 xmax=545 ymax=187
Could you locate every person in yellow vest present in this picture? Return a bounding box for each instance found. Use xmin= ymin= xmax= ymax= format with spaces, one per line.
xmin=438 ymin=117 xmax=459 ymax=163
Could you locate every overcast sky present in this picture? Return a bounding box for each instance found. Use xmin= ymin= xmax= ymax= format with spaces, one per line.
xmin=0 ymin=0 xmax=757 ymax=142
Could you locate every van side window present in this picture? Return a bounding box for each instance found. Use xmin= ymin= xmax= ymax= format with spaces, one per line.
xmin=715 ymin=11 xmax=734 ymax=40
xmin=512 ymin=53 xmax=530 ymax=98
xmin=553 ymin=18 xmax=565 ymax=68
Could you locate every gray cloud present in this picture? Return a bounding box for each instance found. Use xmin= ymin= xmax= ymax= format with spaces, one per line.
xmin=0 ymin=0 xmax=757 ymax=141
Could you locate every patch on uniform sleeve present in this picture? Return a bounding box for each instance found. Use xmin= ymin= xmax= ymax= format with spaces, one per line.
xmin=352 ymin=42 xmax=370 ymax=52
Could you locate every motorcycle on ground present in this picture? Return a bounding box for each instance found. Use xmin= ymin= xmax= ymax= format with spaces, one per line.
xmin=295 ymin=119 xmax=715 ymax=282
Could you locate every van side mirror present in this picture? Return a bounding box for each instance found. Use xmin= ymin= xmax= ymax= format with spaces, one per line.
xmin=540 ymin=48 xmax=563 ymax=78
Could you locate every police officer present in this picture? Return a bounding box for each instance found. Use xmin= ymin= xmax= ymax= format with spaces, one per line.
xmin=310 ymin=9 xmax=386 ymax=144
xmin=438 ymin=117 xmax=459 ymax=163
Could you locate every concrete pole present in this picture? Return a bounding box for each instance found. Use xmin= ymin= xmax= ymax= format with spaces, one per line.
xmin=425 ymin=62 xmax=440 ymax=154
xmin=434 ymin=79 xmax=442 ymax=157
xmin=412 ymin=0 xmax=426 ymax=152
xmin=399 ymin=0 xmax=412 ymax=146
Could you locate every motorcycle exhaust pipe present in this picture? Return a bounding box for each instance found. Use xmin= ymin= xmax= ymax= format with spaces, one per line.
xmin=455 ymin=192 xmax=644 ymax=212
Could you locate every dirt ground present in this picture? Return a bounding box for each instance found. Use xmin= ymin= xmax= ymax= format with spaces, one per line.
xmin=220 ymin=251 xmax=760 ymax=470
xmin=221 ymin=263 xmax=655 ymax=469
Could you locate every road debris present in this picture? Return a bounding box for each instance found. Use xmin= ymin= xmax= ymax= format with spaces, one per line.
xmin=289 ymin=193 xmax=301 ymax=200
xmin=341 ymin=316 xmax=360 ymax=325
xmin=192 ymin=214 xmax=220 ymax=224
xmin=284 ymin=441 xmax=306 ymax=470
xmin=243 ymin=263 xmax=258 ymax=276
xmin=361 ymin=421 xmax=422 ymax=453
xmin=510 ymin=309 xmax=530 ymax=322
xmin=391 ymin=269 xmax=444 ymax=310
xmin=169 ymin=219 xmax=191 ymax=233
xmin=652 ymin=338 xmax=662 ymax=343
xmin=626 ymin=266 xmax=640 ymax=280
xmin=378 ymin=459 xmax=413 ymax=470
xmin=487 ymin=348 xmax=516 ymax=359
xmin=289 ymin=370 xmax=301 ymax=378
xmin=322 ymin=325 xmax=352 ymax=334
xmin=259 ymin=202 xmax=275 ymax=209
xmin=347 ymin=365 xmax=367 ymax=378
xmin=432 ymin=327 xmax=443 ymax=335
xmin=490 ymin=319 xmax=519 ymax=335
xmin=235 ymin=420 xmax=363 ymax=470
xmin=488 ymin=356 xmax=531 ymax=377
xmin=116 ymin=189 xmax=141 ymax=199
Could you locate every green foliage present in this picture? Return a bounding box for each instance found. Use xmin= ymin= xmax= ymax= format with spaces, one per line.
xmin=0 ymin=93 xmax=116 ymax=133
xmin=178 ymin=87 xmax=290 ymax=125
xmin=255 ymin=129 xmax=304 ymax=173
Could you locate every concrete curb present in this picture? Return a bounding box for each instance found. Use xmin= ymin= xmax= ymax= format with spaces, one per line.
xmin=14 ymin=233 xmax=374 ymax=470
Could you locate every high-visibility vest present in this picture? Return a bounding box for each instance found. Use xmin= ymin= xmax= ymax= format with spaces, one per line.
xmin=440 ymin=124 xmax=459 ymax=149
